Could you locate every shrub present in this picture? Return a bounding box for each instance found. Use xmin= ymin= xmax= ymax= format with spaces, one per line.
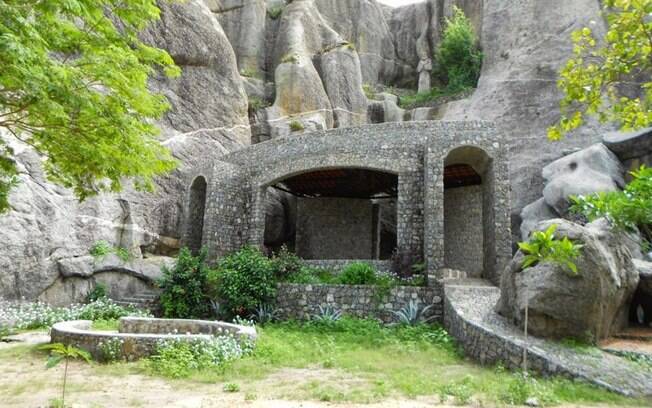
xmin=518 ymin=224 xmax=583 ymax=275
xmin=207 ymin=246 xmax=277 ymax=317
xmin=248 ymin=96 xmax=270 ymax=112
xmin=158 ymin=247 xmax=211 ymax=319
xmin=85 ymin=283 xmax=108 ymax=303
xmin=250 ymin=303 xmax=281 ymax=324
xmin=571 ymin=165 xmax=652 ymax=250
xmin=148 ymin=336 xmax=253 ymax=378
xmin=436 ymin=6 xmax=482 ymax=91
xmin=267 ymin=6 xmax=283 ymax=19
xmin=89 ymin=240 xmax=112 ymax=258
xmin=1 ymin=298 xmax=149 ymax=330
xmin=115 ymin=247 xmax=132 ymax=262
xmin=223 ymin=383 xmax=240 ymax=392
xmin=337 ymin=262 xmax=377 ymax=285
xmin=270 ymin=245 xmax=303 ymax=280
xmin=289 ymin=120 xmax=304 ymax=132
xmin=98 ymin=337 xmax=124 ymax=362
xmin=311 ymin=306 xmax=343 ymax=326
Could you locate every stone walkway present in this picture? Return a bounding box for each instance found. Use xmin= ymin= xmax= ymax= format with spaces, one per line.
xmin=443 ymin=280 xmax=652 ymax=398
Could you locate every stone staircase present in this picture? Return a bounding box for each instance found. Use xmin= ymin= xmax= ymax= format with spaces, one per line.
xmin=112 ymin=291 xmax=161 ymax=314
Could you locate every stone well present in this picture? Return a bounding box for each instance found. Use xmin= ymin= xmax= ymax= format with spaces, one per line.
xmin=50 ymin=317 xmax=256 ymax=361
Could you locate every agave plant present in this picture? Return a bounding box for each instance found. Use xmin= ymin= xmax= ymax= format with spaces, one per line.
xmin=392 ymin=300 xmax=434 ymax=326
xmin=250 ymin=303 xmax=281 ymax=324
xmin=312 ymin=305 xmax=342 ymax=324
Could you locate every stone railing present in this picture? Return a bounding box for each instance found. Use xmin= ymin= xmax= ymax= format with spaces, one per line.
xmin=275 ymin=283 xmax=443 ymax=323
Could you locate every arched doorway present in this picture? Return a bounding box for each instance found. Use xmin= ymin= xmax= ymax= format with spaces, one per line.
xmin=264 ymin=168 xmax=398 ymax=260
xmin=443 ymin=146 xmax=494 ymax=278
xmin=187 ymin=176 xmax=207 ymax=253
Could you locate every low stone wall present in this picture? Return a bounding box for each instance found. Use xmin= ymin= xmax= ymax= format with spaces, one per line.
xmin=50 ymin=317 xmax=256 ymax=361
xmin=276 ymin=283 xmax=443 ymax=323
xmin=302 ymin=260 xmax=393 ymax=273
xmin=443 ymin=281 xmax=652 ymax=397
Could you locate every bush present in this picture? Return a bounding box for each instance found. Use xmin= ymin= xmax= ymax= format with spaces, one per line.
xmin=518 ymin=224 xmax=583 ymax=275
xmin=85 ymin=283 xmax=108 ymax=303
xmin=571 ymin=165 xmax=651 ymax=250
xmin=337 ymin=262 xmax=377 ymax=285
xmin=270 ymin=245 xmax=303 ymax=280
xmin=89 ymin=240 xmax=112 ymax=258
xmin=289 ymin=120 xmax=304 ymax=132
xmin=436 ymin=6 xmax=482 ymax=91
xmin=158 ymin=247 xmax=211 ymax=319
xmin=207 ymin=246 xmax=277 ymax=317
xmin=148 ymin=336 xmax=253 ymax=378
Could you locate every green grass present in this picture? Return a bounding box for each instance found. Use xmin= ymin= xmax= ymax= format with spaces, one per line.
xmin=398 ymin=86 xmax=471 ymax=109
xmin=91 ymin=319 xmax=119 ymax=331
xmin=127 ymin=319 xmax=645 ymax=405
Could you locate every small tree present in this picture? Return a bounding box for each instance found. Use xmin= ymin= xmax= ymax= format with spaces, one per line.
xmin=158 ymin=247 xmax=211 ymax=319
xmin=0 ymin=0 xmax=181 ymax=213
xmin=549 ymin=0 xmax=652 ymax=140
xmin=436 ymin=6 xmax=483 ymax=91
xmin=39 ymin=343 xmax=91 ymax=407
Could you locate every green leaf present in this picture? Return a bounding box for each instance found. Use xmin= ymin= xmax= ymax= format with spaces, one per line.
xmin=46 ymin=355 xmax=63 ymax=369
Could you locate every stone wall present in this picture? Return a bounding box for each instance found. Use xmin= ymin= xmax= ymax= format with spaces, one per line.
xmin=444 ymin=185 xmax=484 ymax=277
xmin=276 ymin=283 xmax=443 ymax=323
xmin=204 ymin=121 xmax=511 ymax=279
xmin=296 ymin=198 xmax=374 ymax=259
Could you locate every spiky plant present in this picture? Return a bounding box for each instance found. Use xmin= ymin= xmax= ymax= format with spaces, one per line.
xmin=392 ymin=300 xmax=435 ymax=326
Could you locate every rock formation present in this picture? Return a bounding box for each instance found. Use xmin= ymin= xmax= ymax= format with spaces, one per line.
xmin=496 ymin=219 xmax=640 ymax=341
xmin=0 ymin=0 xmax=645 ymax=303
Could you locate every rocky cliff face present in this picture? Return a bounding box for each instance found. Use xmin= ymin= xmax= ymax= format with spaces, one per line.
xmin=0 ymin=0 xmax=614 ymax=301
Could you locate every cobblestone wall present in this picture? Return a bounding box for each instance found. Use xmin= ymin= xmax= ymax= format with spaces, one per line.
xmin=444 ymin=185 xmax=483 ymax=277
xmin=200 ymin=121 xmax=511 ymax=278
xmin=276 ymin=283 xmax=443 ymax=323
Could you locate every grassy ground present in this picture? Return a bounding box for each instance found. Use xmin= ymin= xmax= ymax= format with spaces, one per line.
xmin=1 ymin=319 xmax=650 ymax=407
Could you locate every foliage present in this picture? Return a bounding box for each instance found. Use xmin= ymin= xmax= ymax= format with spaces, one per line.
xmin=89 ymin=241 xmax=112 ymax=259
xmin=435 ymin=6 xmax=483 ymax=92
xmin=438 ymin=375 xmax=473 ymax=405
xmin=498 ymin=372 xmax=560 ymax=406
xmin=337 ymin=262 xmax=377 ymax=285
xmin=284 ymin=265 xmax=337 ymax=284
xmin=158 ymin=247 xmax=211 ymax=319
xmin=270 ymin=245 xmax=303 ymax=280
xmin=91 ymin=319 xmax=119 ymax=331
xmin=281 ymin=53 xmax=299 ymax=64
xmin=310 ymin=306 xmax=343 ymax=326
xmin=115 ymin=247 xmax=132 ymax=262
xmin=362 ymin=84 xmax=376 ymax=100
xmin=267 ymin=6 xmax=284 ymax=19
xmin=518 ymin=224 xmax=583 ymax=275
xmin=0 ymin=298 xmax=149 ymax=330
xmin=85 ymin=283 xmax=107 ymax=303
xmin=223 ymin=382 xmax=240 ymax=392
xmin=97 ymin=337 xmax=124 ymax=362
xmin=398 ymin=85 xmax=470 ymax=110
xmin=40 ymin=343 xmax=91 ymax=407
xmin=571 ymin=165 xmax=652 ymax=245
xmin=147 ymin=336 xmax=253 ymax=378
xmin=0 ymin=0 xmax=180 ymax=213
xmin=0 ymin=322 xmax=13 ymax=341
xmin=391 ymin=300 xmax=435 ymax=326
xmin=289 ymin=120 xmax=304 ymax=132
xmin=250 ymin=303 xmax=281 ymax=324
xmin=548 ymin=0 xmax=652 ymax=139
xmin=207 ymin=246 xmax=277 ymax=317
xmin=248 ymin=96 xmax=270 ymax=112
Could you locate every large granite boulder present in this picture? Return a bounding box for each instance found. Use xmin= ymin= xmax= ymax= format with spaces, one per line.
xmin=497 ymin=218 xmax=640 ymax=341
xmin=519 ymin=143 xmax=625 ymax=239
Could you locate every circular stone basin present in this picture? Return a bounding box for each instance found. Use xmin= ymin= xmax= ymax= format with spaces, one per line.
xmin=50 ymin=317 xmax=256 ymax=361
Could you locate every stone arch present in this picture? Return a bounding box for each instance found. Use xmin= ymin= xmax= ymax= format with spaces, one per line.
xmin=186 ymin=176 xmax=207 ymax=253
xmin=442 ymin=145 xmax=494 ymax=278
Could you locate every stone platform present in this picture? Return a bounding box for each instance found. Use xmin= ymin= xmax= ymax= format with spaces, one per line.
xmin=443 ymin=280 xmax=652 ymax=397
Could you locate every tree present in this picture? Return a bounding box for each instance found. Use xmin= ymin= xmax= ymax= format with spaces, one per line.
xmin=0 ymin=0 xmax=181 ymax=213
xmin=548 ymin=0 xmax=652 ymax=140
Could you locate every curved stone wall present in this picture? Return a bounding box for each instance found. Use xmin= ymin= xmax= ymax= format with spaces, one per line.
xmin=50 ymin=317 xmax=256 ymax=361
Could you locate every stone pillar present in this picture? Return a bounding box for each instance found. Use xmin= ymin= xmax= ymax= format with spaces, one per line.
xmin=417 ymin=58 xmax=433 ymax=93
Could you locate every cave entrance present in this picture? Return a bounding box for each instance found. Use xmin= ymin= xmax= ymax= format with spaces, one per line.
xmin=187 ymin=176 xmax=207 ymax=254
xmin=264 ymin=168 xmax=398 ymax=260
xmin=443 ymin=146 xmax=494 ymax=279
